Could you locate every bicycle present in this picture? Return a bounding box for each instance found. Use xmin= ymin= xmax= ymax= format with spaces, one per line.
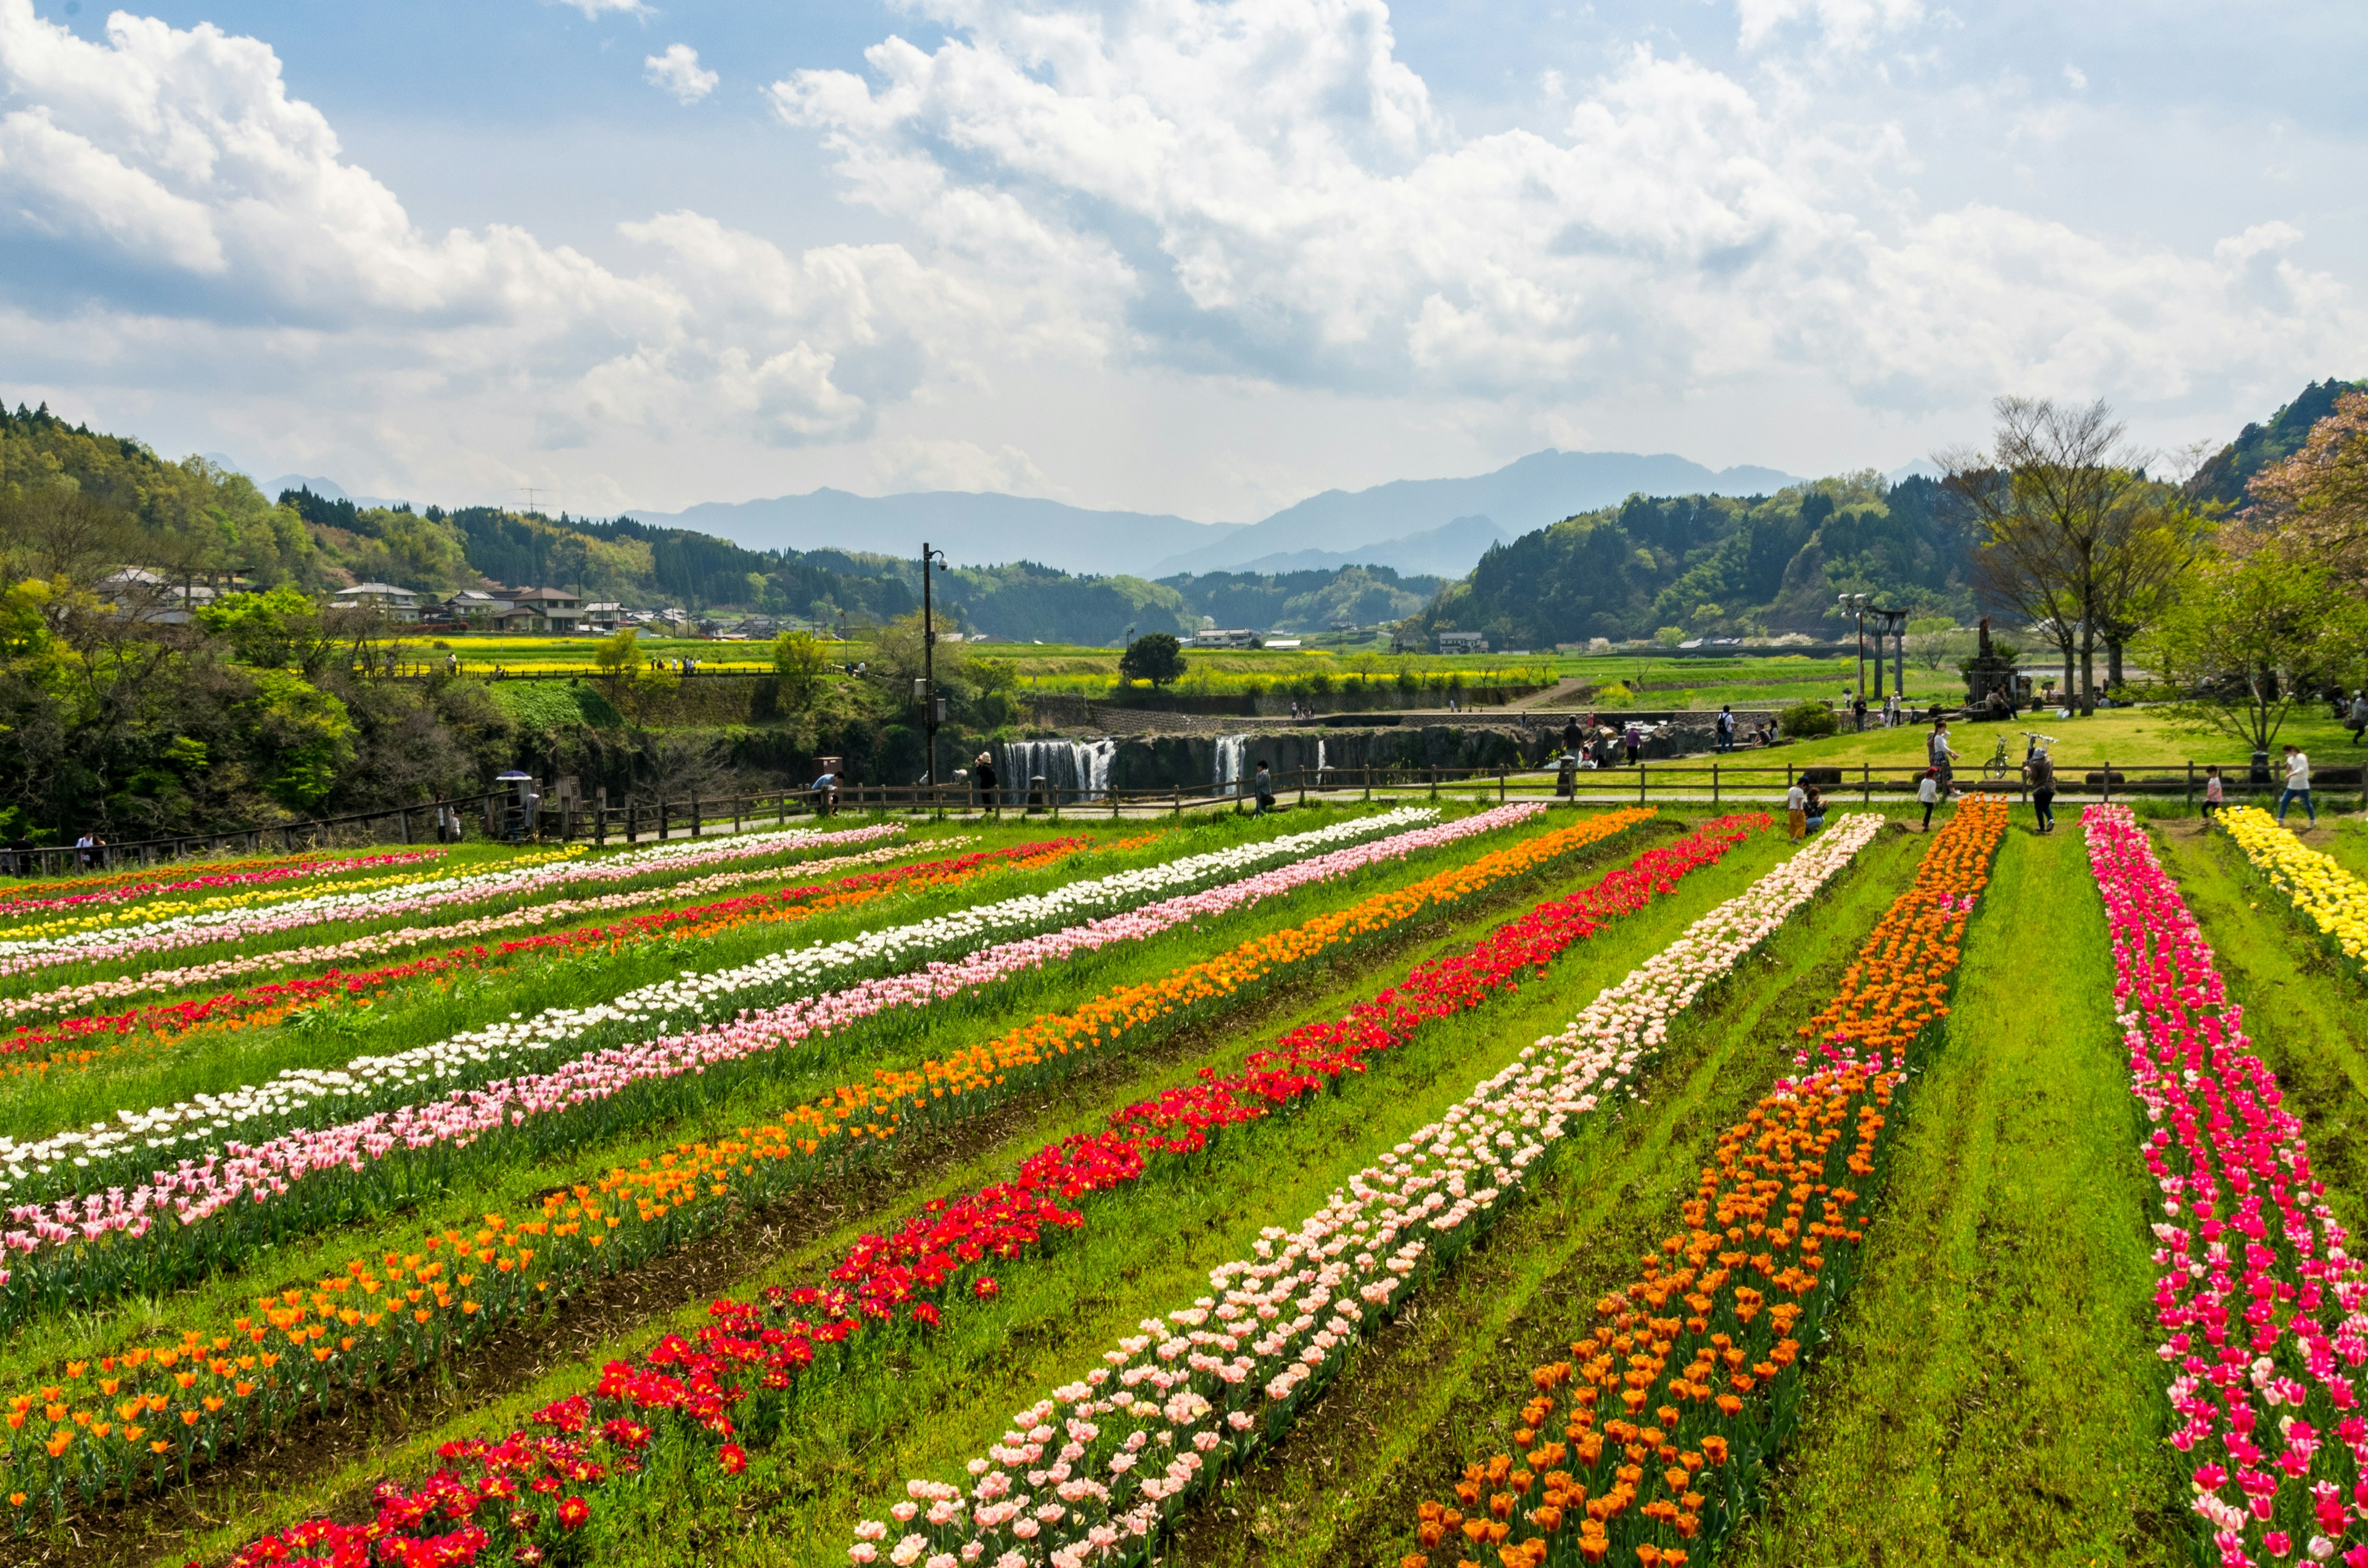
xmin=1982 ymin=736 xmax=2013 ymax=781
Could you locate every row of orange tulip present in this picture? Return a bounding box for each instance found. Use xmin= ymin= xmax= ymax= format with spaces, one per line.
xmin=1405 ymin=797 xmax=2008 ymax=1568
xmin=4 ymin=811 xmax=1651 ymax=1519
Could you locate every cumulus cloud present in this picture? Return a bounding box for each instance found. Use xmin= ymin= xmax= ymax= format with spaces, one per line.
xmin=643 ymin=43 xmax=717 ymax=104
xmin=0 ymin=0 xmax=2358 ymax=512
xmin=0 ymin=0 xmax=1005 ymax=455
xmin=551 ymin=0 xmax=652 ymax=18
xmin=771 ymin=0 xmax=2361 ymax=411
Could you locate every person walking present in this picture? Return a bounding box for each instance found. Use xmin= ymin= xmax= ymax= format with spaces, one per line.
xmin=2202 ymin=765 xmax=2225 ymax=821
xmin=1252 ymin=760 xmax=1276 ymax=815
xmin=1927 ymin=720 xmax=1959 ymax=796
xmin=2026 ymin=747 xmax=2057 ymax=835
xmin=972 ymin=751 xmax=999 ymax=815
xmin=1716 ymin=705 xmax=1735 ymax=753
xmin=1563 ymin=716 xmax=1584 ymax=754
xmin=2350 ymin=692 xmax=2368 ymax=746
xmin=1917 ymin=766 xmax=1941 ymax=831
xmin=1785 ymin=778 xmax=1809 ymax=844
xmin=1852 ymin=693 xmax=1868 ymax=733
xmin=1622 ymin=721 xmax=1643 ymax=766
xmin=2278 ymin=743 xmax=2316 ymax=827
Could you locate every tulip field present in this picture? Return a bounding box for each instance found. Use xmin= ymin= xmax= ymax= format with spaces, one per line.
xmin=22 ymin=795 xmax=2368 ymax=1567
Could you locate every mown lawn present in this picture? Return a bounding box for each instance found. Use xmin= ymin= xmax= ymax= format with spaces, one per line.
xmin=1728 ymin=818 xmax=2180 ymax=1567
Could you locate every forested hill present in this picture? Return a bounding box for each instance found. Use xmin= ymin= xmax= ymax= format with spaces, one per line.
xmin=2186 ymin=377 xmax=2368 ymax=509
xmin=1421 ymin=474 xmax=1975 ymax=647
xmin=1 ymin=400 xmax=1434 ymax=644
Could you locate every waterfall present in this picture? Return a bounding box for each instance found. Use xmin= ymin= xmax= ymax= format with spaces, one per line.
xmin=1000 ymin=737 xmax=1119 ymax=804
xmin=1214 ymin=734 xmax=1249 ymax=795
xmin=1316 ymin=737 xmax=1328 ymax=776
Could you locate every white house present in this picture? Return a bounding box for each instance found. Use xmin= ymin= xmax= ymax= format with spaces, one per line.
xmin=1437 ymin=631 xmax=1487 ymax=654
xmin=335 ymin=583 xmax=421 ymax=620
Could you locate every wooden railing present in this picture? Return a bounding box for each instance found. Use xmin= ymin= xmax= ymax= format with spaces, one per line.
xmin=14 ymin=757 xmax=2333 ymax=877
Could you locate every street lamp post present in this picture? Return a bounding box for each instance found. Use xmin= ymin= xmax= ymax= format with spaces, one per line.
xmin=921 ymin=542 xmax=948 ymax=789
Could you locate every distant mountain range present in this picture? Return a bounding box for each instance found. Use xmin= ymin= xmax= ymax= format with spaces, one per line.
xmin=1145 ymin=449 xmax=1799 ymax=577
xmin=206 ymin=445 xmax=1804 ymax=581
xmin=634 ymin=490 xmax=1242 ymax=577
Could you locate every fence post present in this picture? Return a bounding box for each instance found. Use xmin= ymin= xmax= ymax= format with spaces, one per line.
xmin=1638 ymin=761 xmax=1646 ymax=806
xmin=2186 ymin=763 xmax=2194 ymax=811
xmin=659 ymin=800 xmax=669 ymax=842
xmin=596 ymin=807 xmax=607 ymax=848
xmin=1861 ymin=763 xmax=1870 ymax=805
xmin=1300 ymin=769 xmax=1308 ymax=810
xmin=1174 ymin=785 xmax=1183 ymax=819
xmin=1499 ymin=768 xmax=1507 ymax=803
xmin=2103 ymin=758 xmax=2112 ymax=803
xmin=1712 ymin=763 xmax=1720 ymax=804
xmin=1364 ymin=769 xmax=1372 ymax=804
xmin=1429 ymin=770 xmax=1437 ymax=803
xmin=734 ymin=796 xmax=743 ymax=835
xmin=628 ymin=800 xmax=639 ymax=844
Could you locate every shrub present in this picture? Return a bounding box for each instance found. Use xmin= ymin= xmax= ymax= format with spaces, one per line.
xmin=1780 ymin=699 xmax=1838 ymax=738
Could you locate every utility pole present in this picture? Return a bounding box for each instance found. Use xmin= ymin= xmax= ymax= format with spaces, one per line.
xmin=921 ymin=541 xmax=948 ymax=786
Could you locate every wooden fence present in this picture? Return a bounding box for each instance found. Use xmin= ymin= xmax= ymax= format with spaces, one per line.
xmin=17 ymin=757 xmax=2338 ymax=879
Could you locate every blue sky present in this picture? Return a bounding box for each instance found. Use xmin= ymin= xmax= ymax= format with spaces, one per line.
xmin=2 ymin=0 xmax=2362 ymax=522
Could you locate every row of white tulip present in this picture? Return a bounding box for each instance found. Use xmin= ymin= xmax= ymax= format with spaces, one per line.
xmin=0 ymin=821 xmax=908 ymax=978
xmin=856 ymin=812 xmax=1885 ymax=1568
xmin=0 ymin=810 xmax=1440 ymax=1192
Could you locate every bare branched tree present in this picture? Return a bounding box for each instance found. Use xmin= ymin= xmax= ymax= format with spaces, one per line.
xmin=1939 ymin=397 xmax=2179 ymax=713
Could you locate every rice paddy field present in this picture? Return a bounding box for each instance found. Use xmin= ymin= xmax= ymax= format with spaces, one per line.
xmin=12 ymin=787 xmax=2368 ymax=1568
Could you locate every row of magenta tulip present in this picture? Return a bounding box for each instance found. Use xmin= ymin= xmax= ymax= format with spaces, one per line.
xmin=5 ymin=808 xmax=1661 ymax=1526
xmin=1402 ymin=795 xmax=2007 ymax=1568
xmin=0 ymin=848 xmax=449 ymax=921
xmin=163 ymin=812 xmax=1743 ymax=1564
xmin=2086 ymin=804 xmax=2368 ymax=1568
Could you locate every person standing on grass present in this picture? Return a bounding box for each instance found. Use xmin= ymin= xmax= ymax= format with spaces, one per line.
xmin=1253 ymin=760 xmax=1276 ymax=815
xmin=1716 ymin=705 xmax=1735 ymax=753
xmin=973 ymin=751 xmax=998 ymax=815
xmin=1623 ymin=721 xmax=1643 ymax=766
xmin=1785 ymin=778 xmax=1809 ymax=844
xmin=1917 ymin=766 xmax=1941 ymax=831
xmin=1927 ymin=720 xmax=1959 ymax=795
xmin=2351 ymin=691 xmax=2368 ymax=745
xmin=2279 ymin=743 xmax=2316 ymax=827
xmin=1852 ymin=692 xmax=1868 ymax=733
xmin=2203 ymin=765 xmax=2226 ymax=820
xmin=2026 ymin=747 xmax=2057 ymax=835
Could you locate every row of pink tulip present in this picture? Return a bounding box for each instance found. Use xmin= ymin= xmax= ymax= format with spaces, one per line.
xmin=0 ymin=848 xmax=446 ymax=919
xmin=0 ymin=839 xmax=940 ymax=1030
xmin=0 ymin=822 xmax=907 ymax=978
xmin=2084 ymin=804 xmax=2368 ymax=1568
xmin=0 ymin=808 xmax=1525 ymax=1321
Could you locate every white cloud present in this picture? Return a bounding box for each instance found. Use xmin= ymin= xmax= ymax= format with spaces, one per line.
xmin=772 ymin=1 xmax=2362 ymax=413
xmin=869 ymin=438 xmax=1060 ymax=496
xmin=551 ymin=0 xmax=652 ymax=18
xmin=643 ymin=43 xmax=717 ymax=104
xmin=2063 ymin=62 xmax=2087 ymax=90
xmin=0 ymin=0 xmax=2359 ymax=523
xmin=1735 ymin=0 xmax=1922 ymax=52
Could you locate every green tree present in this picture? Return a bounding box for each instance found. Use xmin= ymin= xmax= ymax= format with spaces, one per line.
xmin=1119 ymin=631 xmax=1188 ymax=688
xmin=771 ymin=630 xmax=830 ymax=713
xmin=2149 ymin=551 xmax=2368 ymax=755
xmin=593 ymin=626 xmax=675 ymax=724
xmin=197 ymin=585 xmax=331 ymax=673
